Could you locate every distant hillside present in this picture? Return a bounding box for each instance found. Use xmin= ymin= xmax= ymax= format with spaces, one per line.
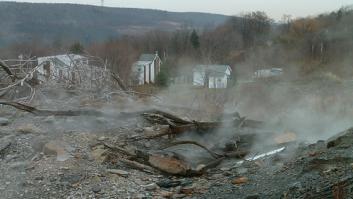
xmin=0 ymin=2 xmax=229 ymax=46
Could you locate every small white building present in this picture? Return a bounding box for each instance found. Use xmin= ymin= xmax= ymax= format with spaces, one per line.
xmin=132 ymin=52 xmax=161 ymax=85
xmin=193 ymin=65 xmax=232 ymax=88
xmin=253 ymin=68 xmax=283 ymax=79
xmin=36 ymin=54 xmax=88 ymax=83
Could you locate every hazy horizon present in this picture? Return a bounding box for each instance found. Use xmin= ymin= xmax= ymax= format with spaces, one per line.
xmin=1 ymin=0 xmax=352 ymax=20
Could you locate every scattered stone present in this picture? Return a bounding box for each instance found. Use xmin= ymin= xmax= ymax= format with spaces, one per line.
xmin=232 ymin=177 xmax=248 ymax=185
xmin=159 ymin=190 xmax=174 ymax=198
xmin=9 ymin=161 xmax=28 ymax=169
xmin=143 ymin=125 xmax=169 ymax=137
xmin=34 ymin=176 xmax=44 ymax=181
xmin=135 ymin=128 xmax=143 ymax=133
xmin=0 ymin=137 xmax=12 ymax=155
xmin=43 ymin=116 xmax=55 ymax=123
xmin=134 ymin=193 xmax=146 ymax=199
xmin=180 ymin=186 xmax=195 ymax=195
xmin=224 ymin=141 xmax=237 ymax=152
xmin=16 ymin=124 xmax=41 ymax=134
xmin=43 ymin=141 xmax=72 ymax=161
xmin=157 ymin=179 xmax=181 ymax=188
xmin=0 ymin=117 xmax=9 ymax=126
xmin=144 ymin=183 xmax=158 ymax=191
xmin=236 ymin=167 xmax=248 ymax=175
xmin=220 ymin=167 xmax=231 ymax=171
xmin=92 ymin=185 xmax=102 ymax=193
xmin=173 ymin=194 xmax=186 ymax=198
xmin=144 ymin=142 xmax=151 ymax=148
xmin=60 ymin=173 xmax=82 ymax=185
xmin=107 ymin=169 xmax=129 ymax=177
xmin=90 ymin=145 xmax=107 ymax=163
xmin=97 ymin=136 xmax=106 ymax=141
xmin=245 ymin=194 xmax=260 ymax=199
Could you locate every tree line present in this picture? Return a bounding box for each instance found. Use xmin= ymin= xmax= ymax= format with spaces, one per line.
xmin=1 ymin=6 xmax=353 ymax=83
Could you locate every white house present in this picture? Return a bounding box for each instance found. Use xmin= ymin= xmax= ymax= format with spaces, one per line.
xmin=253 ymin=68 xmax=283 ymax=79
xmin=193 ymin=65 xmax=232 ymax=88
xmin=132 ymin=52 xmax=161 ymax=85
xmin=36 ymin=54 xmax=88 ymax=83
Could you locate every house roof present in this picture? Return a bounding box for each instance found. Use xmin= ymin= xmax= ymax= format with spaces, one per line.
xmin=38 ymin=54 xmax=86 ymax=67
xmin=194 ymin=65 xmax=232 ymax=77
xmin=138 ymin=54 xmax=157 ymax=62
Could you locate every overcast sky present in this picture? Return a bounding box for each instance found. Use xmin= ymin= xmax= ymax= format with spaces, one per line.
xmin=2 ymin=0 xmax=352 ymax=20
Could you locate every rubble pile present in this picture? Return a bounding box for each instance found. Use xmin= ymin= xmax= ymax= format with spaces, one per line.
xmin=1 ymin=59 xmax=353 ymax=199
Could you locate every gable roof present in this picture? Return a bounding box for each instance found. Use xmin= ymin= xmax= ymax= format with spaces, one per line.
xmin=194 ymin=65 xmax=232 ymax=77
xmin=138 ymin=54 xmax=157 ymax=62
xmin=38 ymin=54 xmax=86 ymax=67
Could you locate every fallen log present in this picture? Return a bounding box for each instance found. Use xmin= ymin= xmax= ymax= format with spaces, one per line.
xmin=0 ymin=101 xmax=103 ymax=116
xmin=161 ymin=140 xmax=222 ymax=159
xmin=142 ymin=111 xmax=263 ymax=138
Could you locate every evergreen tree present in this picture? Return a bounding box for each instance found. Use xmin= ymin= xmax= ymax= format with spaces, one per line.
xmin=69 ymin=42 xmax=84 ymax=54
xmin=190 ymin=30 xmax=200 ymax=49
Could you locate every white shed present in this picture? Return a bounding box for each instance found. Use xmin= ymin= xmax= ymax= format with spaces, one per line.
xmin=193 ymin=65 xmax=232 ymax=88
xmin=132 ymin=52 xmax=161 ymax=85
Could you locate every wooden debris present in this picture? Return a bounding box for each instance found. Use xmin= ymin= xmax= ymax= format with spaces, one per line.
xmin=161 ymin=140 xmax=222 ymax=159
xmin=0 ymin=101 xmax=103 ymax=116
xmin=232 ymin=177 xmax=249 ymax=185
xmin=111 ymin=72 xmax=128 ymax=91
xmin=148 ymin=152 xmax=191 ymax=176
xmin=102 ymin=142 xmax=136 ymax=157
xmin=142 ymin=110 xmax=263 ymax=138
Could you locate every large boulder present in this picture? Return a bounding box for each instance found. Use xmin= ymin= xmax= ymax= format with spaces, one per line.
xmin=327 ymin=127 xmax=353 ymax=149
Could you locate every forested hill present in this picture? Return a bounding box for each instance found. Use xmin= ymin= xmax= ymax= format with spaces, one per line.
xmin=0 ymin=2 xmax=229 ymax=46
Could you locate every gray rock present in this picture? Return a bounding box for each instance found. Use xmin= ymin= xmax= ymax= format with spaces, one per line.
xmin=327 ymin=127 xmax=353 ymax=148
xmin=144 ymin=183 xmax=158 ymax=191
xmin=43 ymin=116 xmax=55 ymax=123
xmin=0 ymin=137 xmax=12 ymax=154
xmin=245 ymin=194 xmax=259 ymax=199
xmin=0 ymin=117 xmax=9 ymax=126
xmin=92 ymin=185 xmax=102 ymax=193
xmin=236 ymin=167 xmax=248 ymax=175
xmin=107 ymin=169 xmax=129 ymax=177
xmin=144 ymin=142 xmax=151 ymax=148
